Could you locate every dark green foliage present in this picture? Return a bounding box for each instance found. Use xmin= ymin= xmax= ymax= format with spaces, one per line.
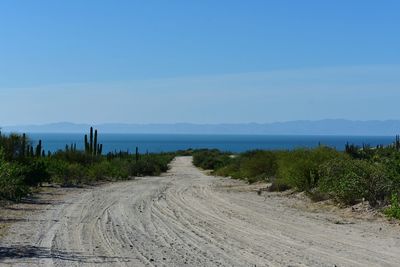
xmin=21 ymin=133 xmax=26 ymax=158
xmin=84 ymin=134 xmax=89 ymax=153
xmin=276 ymin=147 xmax=342 ymax=191
xmin=318 ymin=158 xmax=392 ymax=205
xmin=89 ymin=127 xmax=93 ymax=154
xmin=345 ymin=142 xmax=360 ymax=158
xmin=35 ymin=140 xmax=42 ymax=157
xmin=84 ymin=127 xmax=102 ymax=156
xmin=130 ymin=154 xmax=173 ymax=176
xmin=193 ymin=149 xmax=232 ymax=170
xmin=0 ymin=130 xmax=174 ymax=200
xmin=214 ymin=150 xmax=278 ymax=183
xmin=21 ymin=159 xmax=51 ymax=187
xmin=52 ymin=150 xmax=99 ymax=165
xmin=385 ymin=193 xmax=400 ymax=219
xmin=94 ymin=129 xmax=98 ymax=155
xmin=396 ymin=135 xmax=400 ymax=151
xmin=193 ymin=140 xmax=400 ymax=214
xmin=0 ymin=150 xmax=30 ymax=201
xmin=0 ymin=132 xmax=30 ymax=161
xmin=238 ymin=150 xmax=277 ymax=183
xmin=47 ymin=160 xmax=86 ymax=186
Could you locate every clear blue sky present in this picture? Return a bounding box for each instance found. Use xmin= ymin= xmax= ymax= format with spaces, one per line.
xmin=0 ymin=0 xmax=399 ymax=124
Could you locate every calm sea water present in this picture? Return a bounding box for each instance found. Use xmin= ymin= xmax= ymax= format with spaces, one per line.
xmin=27 ymin=133 xmax=396 ymax=154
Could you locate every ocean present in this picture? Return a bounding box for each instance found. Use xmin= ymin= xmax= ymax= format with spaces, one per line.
xmin=26 ymin=133 xmax=396 ymax=154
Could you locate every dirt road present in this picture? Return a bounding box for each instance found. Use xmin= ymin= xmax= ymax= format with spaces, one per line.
xmin=1 ymin=156 xmax=400 ymax=266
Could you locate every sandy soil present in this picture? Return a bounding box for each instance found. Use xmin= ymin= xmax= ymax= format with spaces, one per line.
xmin=1 ymin=156 xmax=400 ymax=266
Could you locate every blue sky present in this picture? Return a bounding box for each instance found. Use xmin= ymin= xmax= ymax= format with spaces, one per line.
xmin=0 ymin=1 xmax=399 ymax=124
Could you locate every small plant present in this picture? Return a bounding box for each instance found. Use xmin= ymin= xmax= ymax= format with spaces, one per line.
xmin=385 ymin=193 xmax=400 ymax=219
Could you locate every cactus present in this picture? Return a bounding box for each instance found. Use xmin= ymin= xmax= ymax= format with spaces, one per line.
xmin=84 ymin=127 xmax=103 ymax=156
xmin=21 ymin=133 xmax=26 ymax=158
xmin=89 ymin=127 xmax=93 ymax=154
xmin=84 ymin=134 xmax=89 ymax=153
xmin=29 ymin=146 xmax=34 ymax=157
xmin=395 ymin=135 xmax=400 ymax=151
xmin=94 ymin=129 xmax=98 ymax=156
xmin=98 ymin=144 xmax=103 ymax=155
xmin=35 ymin=140 xmax=42 ymax=157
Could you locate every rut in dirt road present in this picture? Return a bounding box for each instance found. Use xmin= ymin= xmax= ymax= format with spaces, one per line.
xmin=1 ymin=156 xmax=400 ymax=266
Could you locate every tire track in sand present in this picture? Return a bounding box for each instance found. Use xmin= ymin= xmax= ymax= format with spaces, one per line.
xmin=1 ymin=156 xmax=400 ymax=266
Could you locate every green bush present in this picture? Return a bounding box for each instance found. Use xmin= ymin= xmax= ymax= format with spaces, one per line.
xmin=240 ymin=150 xmax=277 ymax=182
xmin=276 ymin=147 xmax=342 ymax=191
xmin=88 ymin=159 xmax=130 ymax=180
xmin=385 ymin=193 xmax=400 ymax=219
xmin=215 ymin=150 xmax=277 ymax=183
xmin=21 ymin=159 xmax=51 ymax=186
xmin=46 ymin=160 xmax=86 ymax=186
xmin=0 ymin=131 xmax=175 ymax=200
xmin=52 ymin=150 xmax=99 ymax=165
xmin=318 ymin=158 xmax=392 ymax=205
xmin=193 ymin=149 xmax=232 ymax=170
xmin=0 ymin=133 xmax=29 ymax=161
xmin=0 ymin=155 xmax=29 ymax=201
xmin=215 ymin=160 xmax=241 ymax=179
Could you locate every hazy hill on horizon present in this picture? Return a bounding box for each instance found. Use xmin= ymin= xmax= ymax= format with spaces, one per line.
xmin=2 ymin=120 xmax=400 ymax=136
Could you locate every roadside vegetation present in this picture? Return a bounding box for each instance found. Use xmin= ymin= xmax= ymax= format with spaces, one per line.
xmin=192 ymin=139 xmax=400 ymax=219
xmin=0 ymin=128 xmax=174 ymax=202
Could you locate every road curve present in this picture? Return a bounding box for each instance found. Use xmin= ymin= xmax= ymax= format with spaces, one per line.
xmin=1 ymin=156 xmax=400 ymax=266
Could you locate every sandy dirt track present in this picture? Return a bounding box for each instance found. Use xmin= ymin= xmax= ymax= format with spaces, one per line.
xmin=1 ymin=156 xmax=400 ymax=266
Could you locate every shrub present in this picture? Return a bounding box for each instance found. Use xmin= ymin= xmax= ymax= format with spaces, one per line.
xmin=47 ymin=160 xmax=86 ymax=186
xmin=215 ymin=150 xmax=278 ymax=183
xmin=21 ymin=159 xmax=51 ymax=186
xmin=52 ymin=150 xmax=99 ymax=165
xmin=239 ymin=150 xmax=277 ymax=183
xmin=87 ymin=161 xmax=114 ymax=181
xmin=88 ymin=159 xmax=130 ymax=180
xmin=0 ymin=154 xmax=29 ymax=201
xmin=0 ymin=132 xmax=29 ymax=161
xmin=215 ymin=160 xmax=241 ymax=179
xmin=130 ymin=159 xmax=157 ymax=176
xmin=318 ymin=158 xmax=392 ymax=205
xmin=193 ymin=149 xmax=232 ymax=170
xmin=385 ymin=193 xmax=400 ymax=219
xmin=276 ymin=147 xmax=342 ymax=191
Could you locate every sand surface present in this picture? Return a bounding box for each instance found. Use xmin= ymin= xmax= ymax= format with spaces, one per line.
xmin=1 ymin=156 xmax=400 ymax=266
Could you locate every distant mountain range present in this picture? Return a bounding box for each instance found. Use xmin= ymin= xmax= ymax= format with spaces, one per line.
xmin=2 ymin=120 xmax=400 ymax=136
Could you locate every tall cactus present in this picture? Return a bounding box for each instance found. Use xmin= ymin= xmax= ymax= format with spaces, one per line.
xmin=84 ymin=134 xmax=89 ymax=153
xmin=98 ymin=144 xmax=103 ymax=155
xmin=35 ymin=140 xmax=42 ymax=157
xmin=89 ymin=127 xmax=93 ymax=154
xmin=94 ymin=129 xmax=98 ymax=156
xmin=84 ymin=127 xmax=103 ymax=156
xmin=21 ymin=133 xmax=26 ymax=158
